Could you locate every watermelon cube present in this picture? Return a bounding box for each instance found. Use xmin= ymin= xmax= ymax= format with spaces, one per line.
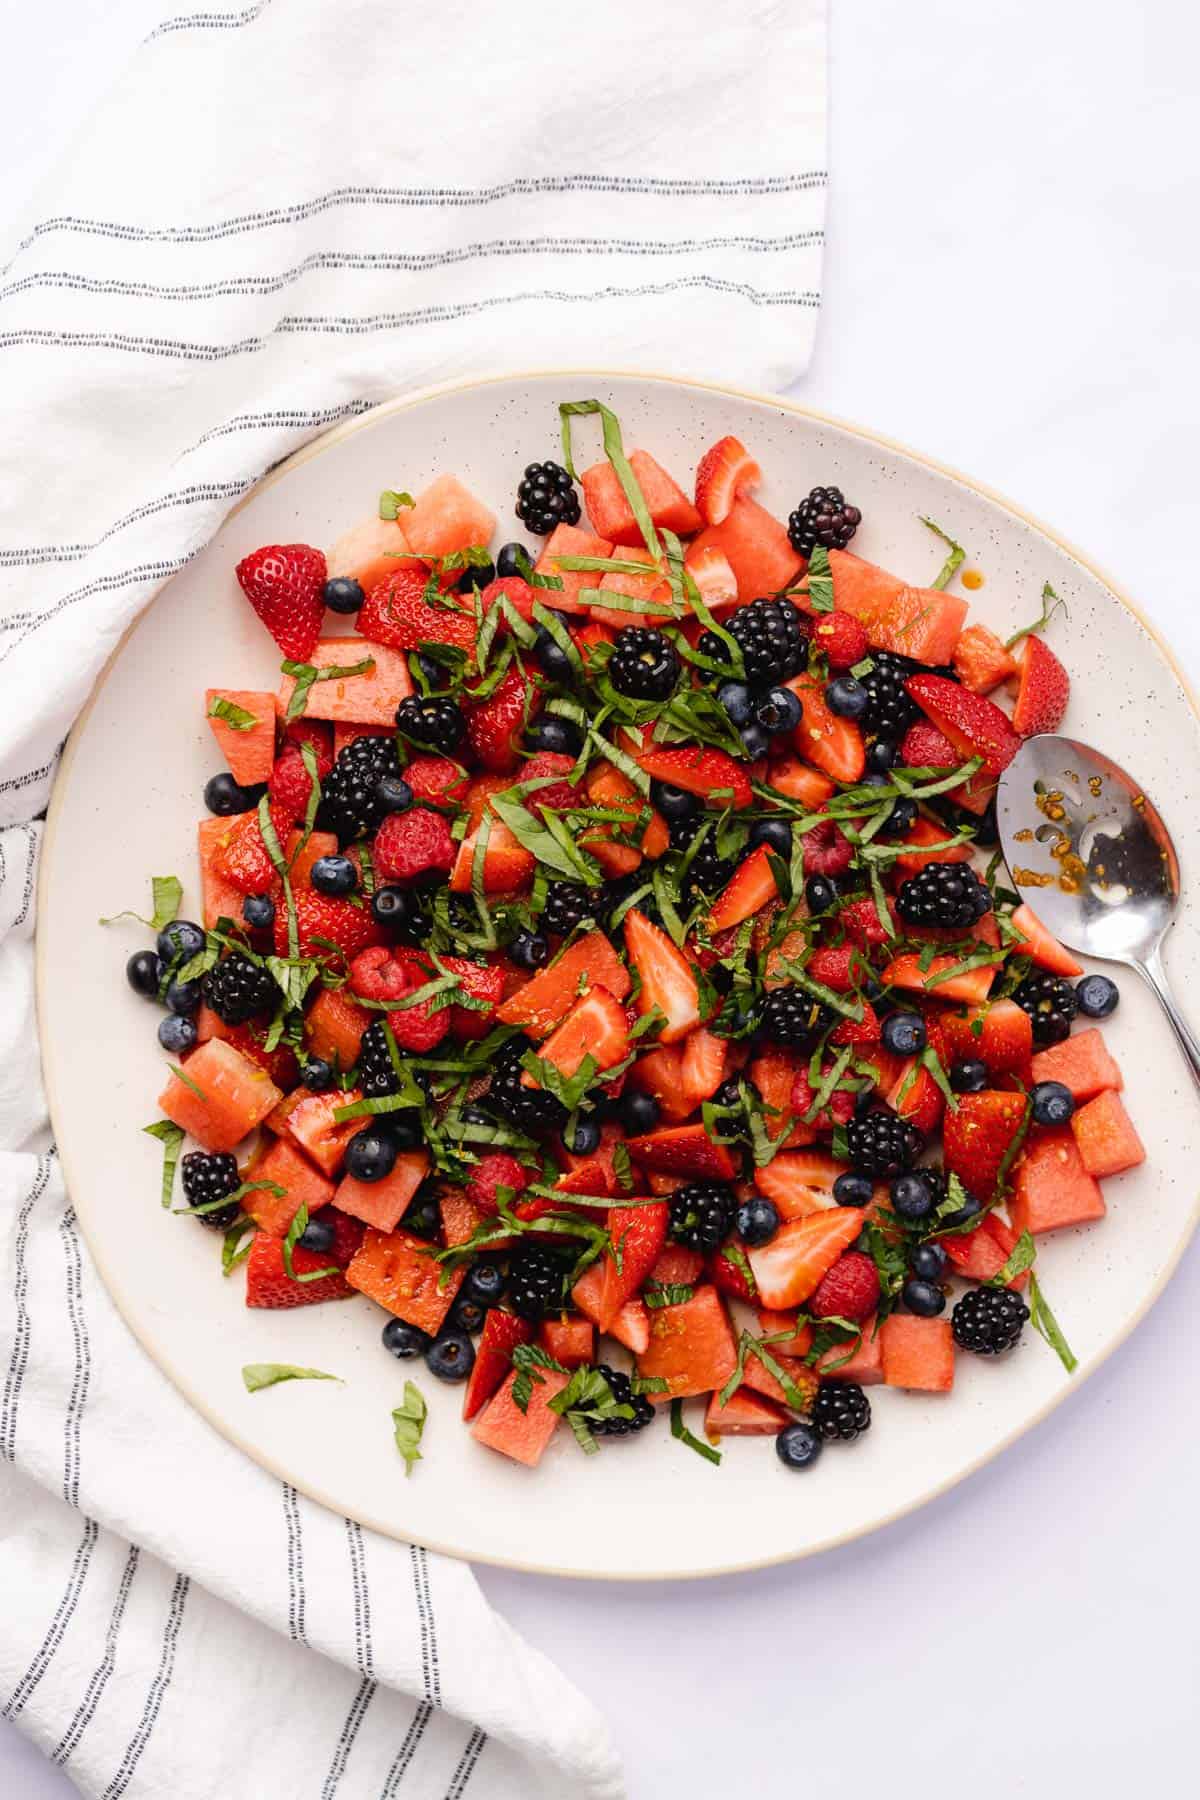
xmin=688 ymin=496 xmax=802 ymax=600
xmin=636 ymin=1285 xmax=738 ymax=1400
xmin=740 ymin=1347 xmax=818 ymax=1412
xmin=440 ymin=1190 xmax=492 ymax=1248
xmin=533 ymin=522 xmax=614 ymax=614
xmin=304 ymin=986 xmax=372 ymax=1068
xmin=827 ymin=551 xmax=967 ymax=665
xmin=287 ymin=828 xmax=340 ymax=889
xmin=326 ymin=513 xmax=415 ymax=594
xmin=1009 ymin=1128 xmax=1105 ymax=1235
xmin=206 ymin=688 xmax=276 ymax=786
xmin=470 ymin=1365 xmax=570 ymax=1467
xmin=537 ymin=1316 xmax=595 ymax=1368
xmin=1070 ymin=1090 xmax=1145 ymax=1178
xmin=334 ymin=1150 xmax=429 ymax=1234
xmin=1029 ymin=1028 xmax=1122 ymax=1101
xmin=705 ymin=1387 xmax=790 ymax=1436
xmin=344 ymin=1227 xmax=464 ymax=1333
xmin=158 ymin=1038 xmax=283 ymax=1153
xmin=280 ymin=1088 xmax=364 ymax=1177
xmin=245 ymin=1136 xmax=334 ymax=1236
xmin=401 ymin=474 xmax=496 ymax=561
xmin=580 ymin=449 xmax=701 ymax=547
xmin=816 ymin=1316 xmax=884 ymax=1385
xmin=880 ymin=1315 xmax=955 ymax=1392
xmin=277 ymin=639 xmax=413 ymax=725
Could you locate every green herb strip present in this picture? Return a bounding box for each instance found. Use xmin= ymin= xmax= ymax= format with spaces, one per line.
xmin=143 ymin=1119 xmax=185 ymax=1208
xmin=392 ymin=1380 xmax=428 ymax=1475
xmin=242 ymin=1363 xmax=340 ymax=1393
xmin=669 ymin=1397 xmax=722 ymax=1465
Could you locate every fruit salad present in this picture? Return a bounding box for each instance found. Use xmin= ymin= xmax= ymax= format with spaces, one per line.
xmin=120 ymin=401 xmax=1144 ymax=1477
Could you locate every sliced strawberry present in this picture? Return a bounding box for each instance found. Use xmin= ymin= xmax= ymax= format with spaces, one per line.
xmin=942 ymin=1089 xmax=1029 ymax=1194
xmin=802 ymin=815 xmax=855 ymax=878
xmin=952 ymin=623 xmax=1018 ymax=694
xmin=747 ymin=1209 xmax=867 ymax=1309
xmin=464 ymin=663 xmax=541 ymax=774
xmin=463 ymin=1310 xmax=533 ymax=1421
xmin=1010 ymin=902 xmax=1083 ymax=976
xmin=683 ymin=541 xmax=739 ymax=610
xmin=212 ymin=809 xmax=281 ymax=895
xmin=624 ymin=1123 xmax=738 ymax=1180
xmin=787 ymin=675 xmax=867 ymax=783
xmin=905 ymin=673 xmax=1021 ymax=781
xmin=707 ymin=1244 xmax=758 ymax=1303
xmin=748 ymin=1048 xmax=817 ymax=1151
xmin=282 ymin=716 xmax=333 ymax=760
xmin=830 ymin=1003 xmax=881 ymax=1047
xmin=449 ymin=819 xmax=536 ymax=895
xmin=705 ymin=1387 xmax=790 ymax=1436
xmin=806 ymin=945 xmax=869 ymax=992
xmin=900 ymin=719 xmax=958 ymax=770
xmin=650 ymin=1244 xmax=705 ymax=1286
xmin=441 ymin=955 xmax=504 ymax=1039
xmin=598 ymin=1201 xmax=669 ymax=1328
xmin=624 ymin=907 xmax=701 ymax=1043
xmin=766 ymin=755 xmax=836 ymax=809
xmin=937 ymin=997 xmax=1033 ymax=1081
xmin=886 ymin=1057 xmax=944 ymax=1135
xmin=811 ymin=609 xmax=869 ymax=671
xmin=679 ymin=1028 xmax=728 ymax=1106
xmin=1010 ymin=634 xmax=1069 ymax=736
xmin=245 ymin=1233 xmax=353 ymax=1309
xmin=526 ymin=986 xmax=630 ymax=1084
xmin=627 ymin=1044 xmax=692 ymax=1123
xmin=808 ymin=1249 xmax=880 ymax=1321
xmin=635 ymin=746 xmax=752 ymax=809
xmin=938 ymin=1214 xmax=1029 ymax=1289
xmin=235 ymin=543 xmax=327 ymax=662
xmin=839 ymin=893 xmax=897 ymax=949
xmin=693 ymin=435 xmax=762 ymax=526
xmin=708 ymin=844 xmax=780 ymax=931
xmin=358 ymin=565 xmax=476 ymax=654
xmin=404 ymin=754 xmax=470 ymax=807
xmin=881 ymin=952 xmax=996 ymax=1006
xmin=892 ymin=815 xmax=975 ymax=875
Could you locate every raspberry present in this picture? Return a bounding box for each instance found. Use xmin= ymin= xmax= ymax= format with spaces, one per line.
xmin=373 ymin=807 xmax=455 ymax=884
xmin=349 ymin=945 xmax=411 ymax=1002
xmin=812 ymin=609 xmax=868 ymax=671
xmin=465 ymin=1153 xmax=528 ymax=1216
xmin=808 ymin=1250 xmax=881 ymax=1322
xmin=790 ymin=1069 xmax=857 ymax=1131
xmin=802 ymin=816 xmax=855 ymax=878
xmin=838 ymin=894 xmax=896 ymax=948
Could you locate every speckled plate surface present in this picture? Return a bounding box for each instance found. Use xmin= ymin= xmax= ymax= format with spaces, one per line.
xmin=37 ymin=372 xmax=1200 ymax=1579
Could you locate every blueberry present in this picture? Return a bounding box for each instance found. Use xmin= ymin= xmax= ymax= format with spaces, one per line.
xmin=164 ymin=978 xmax=201 ymax=1016
xmin=736 ymin=1196 xmax=780 ymax=1247
xmin=302 ymin=1058 xmax=334 ymax=1092
xmin=243 ymin=893 xmax=276 ymax=930
xmin=805 ymin=875 xmax=839 ymax=915
xmin=535 ymin=630 xmax=574 ymax=683
xmin=457 ymin=558 xmax=496 ymax=594
xmin=739 ymin=722 xmax=770 ymax=760
xmin=866 ymin=737 xmax=898 ymax=772
xmin=158 ymin=1014 xmax=197 ymax=1054
xmin=883 ymin=797 xmax=918 ymax=835
xmin=1076 ymin=973 xmax=1120 ymax=1018
xmin=620 ymin=1090 xmax=660 ymax=1134
xmin=949 ymin=1058 xmax=988 ymax=1094
xmin=417 ymin=652 xmax=447 ymax=691
xmin=344 ymin=1126 xmax=398 ymax=1183
xmin=311 ymin=855 xmax=358 ymax=898
xmin=526 ymin=716 xmax=581 ymax=756
xmin=401 ymin=1192 xmax=442 ymax=1242
xmin=910 ymin=1242 xmax=947 ymax=1282
xmin=126 ymin=950 xmax=163 ymax=998
xmin=776 ymin=1421 xmax=823 ymax=1471
xmin=382 ymin=1318 xmax=430 ymax=1359
xmin=203 ymin=772 xmax=263 ymax=816
xmin=461 ymin=1104 xmax=493 ymax=1128
xmin=902 ymin=1277 xmax=946 ymax=1317
xmin=372 ymin=885 xmax=423 ymax=933
xmin=298 ymin=1216 xmax=335 ymax=1253
xmin=756 ymin=686 xmax=803 ymax=734
xmin=562 ymin=1115 xmax=602 ymax=1156
xmin=425 ymin=1330 xmax=476 ymax=1383
xmin=509 ymin=929 xmax=549 ymax=971
xmin=157 ymin=918 xmax=205 ymax=963
xmin=1031 ymin=1080 xmax=1076 ymax=1127
xmin=389 ymin=1111 xmax=423 ymax=1150
xmin=749 ymin=818 xmax=793 ymax=856
xmin=717 ymin=680 xmax=753 ymax=726
xmin=450 ymin=1295 xmax=486 ymax=1335
xmin=376 ymin=775 xmax=413 ymax=814
xmin=495 ymin=542 xmax=533 ymax=579
xmin=825 ymin=677 xmax=870 ymax=722
xmin=324 ymin=576 xmax=364 ymax=615
xmin=650 ymin=781 xmax=699 ymax=823
xmin=833 ymin=1171 xmax=874 ymax=1207
xmin=940 ymin=1190 xmax=982 ymax=1231
xmin=463 ymin=1261 xmax=507 ymax=1307
xmin=890 ymin=1172 xmax=935 ymax=1221
xmin=881 ymin=1010 xmax=927 ymax=1057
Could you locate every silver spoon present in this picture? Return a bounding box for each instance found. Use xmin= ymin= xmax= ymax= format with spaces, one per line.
xmin=995 ymin=733 xmax=1200 ymax=1090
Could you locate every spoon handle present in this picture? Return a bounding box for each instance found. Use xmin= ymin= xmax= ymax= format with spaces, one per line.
xmin=1133 ymin=946 xmax=1200 ymax=1094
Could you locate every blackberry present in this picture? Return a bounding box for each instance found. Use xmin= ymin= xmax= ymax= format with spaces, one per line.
xmin=608 ymin=627 xmax=681 ymax=701
xmin=357 ymin=1020 xmax=402 ymax=1097
xmin=668 ymin=1182 xmax=737 ymax=1252
xmin=699 ymin=597 xmax=807 ymax=689
xmin=760 ymin=986 xmax=835 ymax=1051
xmin=507 ymin=1243 xmax=570 ymax=1320
xmin=669 ymin=814 xmax=733 ymax=898
xmin=846 ymin=1109 xmax=923 ymax=1176
xmin=590 ymin=1364 xmax=654 ymax=1436
xmin=201 ymin=952 xmax=275 ymax=1025
xmin=486 ymin=1042 xmax=566 ymax=1133
xmin=787 ymin=485 xmax=862 ymax=558
xmin=180 ymin=1151 xmax=241 ymax=1229
xmin=861 ymin=650 xmax=920 ymax=739
xmin=952 ymin=1284 xmax=1030 ymax=1354
xmin=540 ymin=881 xmax=598 ymax=937
xmin=395 ymin=694 xmax=465 ymax=754
xmin=515 ymin=459 xmax=581 ymax=536
xmin=318 ymin=734 xmax=403 ymax=842
xmin=713 ymin=1073 xmax=758 ymax=1111
xmin=812 ymin=1380 xmax=871 ymax=1442
xmin=896 ymin=861 xmax=992 ymax=931
xmin=1012 ymin=971 xmax=1078 ymax=1047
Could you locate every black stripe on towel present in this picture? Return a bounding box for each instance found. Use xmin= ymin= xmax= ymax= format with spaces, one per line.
xmin=100 ymin=1572 xmax=190 ymax=1800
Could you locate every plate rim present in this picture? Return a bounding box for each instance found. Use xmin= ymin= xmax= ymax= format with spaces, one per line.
xmin=37 ymin=367 xmax=1200 ymax=1581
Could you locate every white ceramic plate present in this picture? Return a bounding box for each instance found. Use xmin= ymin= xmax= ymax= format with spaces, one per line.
xmin=38 ymin=372 xmax=1200 ymax=1579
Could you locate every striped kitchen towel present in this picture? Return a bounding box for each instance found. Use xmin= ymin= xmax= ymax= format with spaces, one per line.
xmin=0 ymin=1 xmax=826 ymax=1795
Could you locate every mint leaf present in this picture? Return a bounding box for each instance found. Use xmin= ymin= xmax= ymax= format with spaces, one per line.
xmin=242 ymin=1363 xmax=340 ymax=1393
xmin=391 ymin=1380 xmax=428 ymax=1476
xmin=644 ymin=1282 xmax=696 ymax=1309
xmin=221 ymin=1216 xmax=255 ymax=1276
xmin=281 ymin=656 xmax=375 ymax=724
xmin=143 ymin=1119 xmax=185 ymax=1208
xmin=921 ymin=516 xmax=966 ymax=591
xmin=1028 ymin=1270 xmax=1078 ymax=1373
xmin=669 ymin=1397 xmax=721 ymax=1466
xmin=986 ymin=1228 xmax=1037 ymax=1288
xmin=207 ymin=695 xmax=260 ymax=732
xmin=379 ymin=489 xmax=415 ymax=521
xmin=489 ymin=792 xmax=604 ymax=885
xmin=101 ymin=874 xmax=183 ymax=933
xmin=804 ymin=544 xmax=835 ymax=613
xmin=1005 ymin=581 xmax=1067 ymax=652
xmin=559 ymin=400 xmax=661 ymax=558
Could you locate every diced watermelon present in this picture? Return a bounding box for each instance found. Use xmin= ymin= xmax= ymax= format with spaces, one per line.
xmin=401 ymin=474 xmax=496 ymax=561
xmin=1070 ymin=1089 xmax=1145 ymax=1178
xmin=344 ymin=1227 xmax=464 ymax=1332
xmin=636 ymin=1285 xmax=738 ymax=1400
xmin=880 ymin=1315 xmax=955 ymax=1391
xmin=440 ymin=1190 xmax=490 ymax=1248
xmin=206 ymin=688 xmax=275 ymax=786
xmin=938 ymin=1215 xmax=1028 ymax=1288
xmin=326 ymin=513 xmax=415 ymax=594
xmin=304 ymin=986 xmax=372 ymax=1069
xmin=158 ymin=1039 xmax=283 ymax=1153
xmin=651 ymin=1245 xmax=706 ymax=1286
xmin=334 ymin=1150 xmax=429 ymax=1233
xmin=277 ymin=640 xmax=413 ymax=725
xmin=952 ymin=623 xmax=1017 ymax=694
xmin=496 ymin=932 xmax=631 ymax=1035
xmin=1009 ymin=1128 xmax=1105 ymax=1235
xmin=826 ymin=552 xmax=966 ymax=664
xmin=538 ymin=1316 xmax=595 ymax=1368
xmin=580 ymin=450 xmax=702 ymax=546
xmin=463 ymin=1310 xmax=533 ymax=1421
xmin=198 ymin=817 xmax=266 ymax=929
xmin=1029 ymin=1028 xmax=1123 ymax=1101
xmin=624 ymin=1124 xmax=737 ymax=1182
xmin=533 ymin=522 xmax=615 ymax=614
xmin=1010 ymin=903 xmax=1084 ymax=976
xmin=280 ymin=1088 xmax=364 ymax=1177
xmin=705 ymin=1387 xmax=790 ymax=1436
xmin=287 ymin=828 xmax=340 ymax=889
xmin=688 ymin=497 xmax=802 ymax=600
xmin=817 ymin=1316 xmax=885 ymax=1385
xmin=245 ymin=1136 xmax=334 ymax=1236
xmin=470 ymin=1366 xmax=570 ymax=1467
xmin=739 ymin=1346 xmax=818 ymax=1412
xmin=766 ymin=755 xmax=835 ymax=809
xmin=881 ymin=954 xmax=996 ymax=1006
xmin=756 ymin=1308 xmax=816 ymax=1359
xmin=892 ymin=817 xmax=975 ymax=875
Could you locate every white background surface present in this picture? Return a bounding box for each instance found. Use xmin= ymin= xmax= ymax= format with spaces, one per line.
xmin=3 ymin=1 xmax=1198 ymax=1795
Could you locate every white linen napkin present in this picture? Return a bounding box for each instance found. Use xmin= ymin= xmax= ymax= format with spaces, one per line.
xmin=0 ymin=1 xmax=826 ymax=1793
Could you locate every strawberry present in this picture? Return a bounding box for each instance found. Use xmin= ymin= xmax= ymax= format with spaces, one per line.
xmin=464 ymin=663 xmax=540 ymax=773
xmin=811 ymin=609 xmax=868 ymax=671
xmin=478 ymin=575 xmax=538 ymax=627
xmin=347 ymin=946 xmax=449 ymax=1049
xmin=952 ymin=623 xmax=1018 ymax=695
xmin=937 ymin=997 xmax=1033 ymax=1080
xmin=373 ymin=807 xmax=455 ymax=884
xmin=599 ymin=1201 xmax=669 ymax=1327
xmin=245 ymin=1232 xmax=353 ymax=1308
xmin=520 ymin=751 xmax=578 ymax=818
xmin=747 ymin=1209 xmax=866 ymax=1310
xmin=213 ymin=809 xmax=283 ymax=895
xmin=708 ymin=845 xmax=780 ymax=932
xmin=235 ymin=543 xmax=327 ymax=661
xmin=830 ymin=1002 xmax=881 ymax=1046
xmin=463 ymin=1309 xmax=534 ymax=1421
xmin=279 ymin=889 xmax=385 ymax=960
xmin=707 ymin=1243 xmax=758 ymax=1302
xmin=268 ymin=749 xmax=321 ymax=827
xmin=635 ymin=746 xmax=752 ymax=809
xmin=441 ymin=955 xmax=504 ymax=1039
xmin=806 ymin=945 xmax=870 ymax=992
xmin=693 ymin=435 xmax=762 ymax=526
xmin=787 ymin=676 xmax=867 ymax=783
xmin=790 ymin=1067 xmax=857 ymax=1132
xmin=203 ymin=1017 xmax=298 ymax=1089
xmin=839 ymin=894 xmax=896 ymax=949
xmin=887 ymin=1058 xmax=944 ymax=1135
xmin=802 ymin=815 xmax=854 ymax=877
xmin=450 ymin=819 xmax=536 ymax=894
xmin=941 ymin=1089 xmax=1028 ymax=1194
xmin=623 ymin=1123 xmax=738 ymax=1181
xmin=900 ymin=719 xmax=958 ymax=770
xmin=465 ymin=1152 xmax=528 ymax=1216
xmin=282 ymin=717 xmax=333 ymax=760
xmin=358 ymin=565 xmax=477 ymax=654
xmin=404 ymin=755 xmax=470 ymax=807
xmin=808 ymin=1249 xmax=880 ymax=1321
xmin=1010 ymin=902 xmax=1083 ymax=977
xmin=623 ymin=907 xmax=701 ymax=1043
xmin=683 ymin=542 xmax=739 ymax=609
xmin=905 ymin=673 xmax=1021 ymax=780
xmin=1010 ymin=634 xmax=1069 ymax=736
xmin=529 ymin=987 xmax=630 ymax=1083
xmin=679 ymin=1027 xmax=728 ymax=1105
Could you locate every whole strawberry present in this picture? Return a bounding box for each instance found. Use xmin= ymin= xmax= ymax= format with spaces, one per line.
xmin=235 ymin=543 xmax=327 ymax=661
xmin=374 ymin=807 xmax=455 ymax=884
xmin=812 ymin=609 xmax=868 ymax=671
xmin=268 ymin=748 xmax=327 ymax=827
xmin=808 ymin=1250 xmax=881 ymax=1322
